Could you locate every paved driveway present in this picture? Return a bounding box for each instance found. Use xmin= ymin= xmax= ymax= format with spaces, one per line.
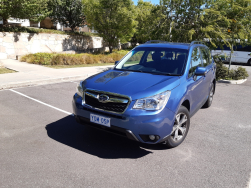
xmin=0 ymin=77 xmax=251 ymax=187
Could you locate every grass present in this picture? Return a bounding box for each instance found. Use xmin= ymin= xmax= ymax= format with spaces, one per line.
xmin=0 ymin=68 xmax=16 ymax=74
xmin=0 ymin=26 xmax=99 ymax=37
xmin=45 ymin=63 xmax=114 ymax=69
xmin=20 ymin=50 xmax=130 ymax=68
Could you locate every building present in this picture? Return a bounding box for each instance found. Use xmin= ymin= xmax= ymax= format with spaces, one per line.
xmin=0 ymin=17 xmax=95 ymax=33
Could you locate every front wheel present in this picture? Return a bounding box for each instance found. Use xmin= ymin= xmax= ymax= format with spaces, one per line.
xmin=163 ymin=105 xmax=190 ymax=148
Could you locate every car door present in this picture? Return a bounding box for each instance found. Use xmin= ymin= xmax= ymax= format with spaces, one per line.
xmin=200 ymin=47 xmax=214 ymax=96
xmin=187 ymin=47 xmax=208 ymax=115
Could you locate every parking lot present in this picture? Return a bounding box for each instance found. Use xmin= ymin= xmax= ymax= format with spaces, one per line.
xmin=1 ymin=66 xmax=251 ymax=188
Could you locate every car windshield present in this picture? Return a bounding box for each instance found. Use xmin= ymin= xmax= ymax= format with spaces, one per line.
xmin=115 ymin=47 xmax=188 ymax=75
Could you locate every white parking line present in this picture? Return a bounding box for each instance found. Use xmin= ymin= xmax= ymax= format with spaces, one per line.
xmin=9 ymin=89 xmax=73 ymax=116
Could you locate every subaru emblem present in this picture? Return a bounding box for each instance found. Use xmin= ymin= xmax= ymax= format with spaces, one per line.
xmin=98 ymin=94 xmax=109 ymax=103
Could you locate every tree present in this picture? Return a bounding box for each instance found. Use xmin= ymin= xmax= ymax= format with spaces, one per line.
xmin=147 ymin=0 xmax=250 ymax=51
xmin=206 ymin=0 xmax=251 ymax=72
xmin=154 ymin=0 xmax=219 ymax=42
xmin=0 ymin=0 xmax=50 ymax=26
xmin=84 ymin=0 xmax=137 ymax=53
xmin=131 ymin=0 xmax=155 ymax=44
xmin=49 ymin=0 xmax=85 ymax=31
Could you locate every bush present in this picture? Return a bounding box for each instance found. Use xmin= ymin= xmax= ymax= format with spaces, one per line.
xmin=20 ymin=51 xmax=126 ymax=66
xmin=20 ymin=53 xmax=56 ymax=65
xmin=229 ymin=67 xmax=249 ymax=80
xmin=213 ymin=55 xmax=228 ymax=80
xmin=213 ymin=55 xmax=249 ymax=80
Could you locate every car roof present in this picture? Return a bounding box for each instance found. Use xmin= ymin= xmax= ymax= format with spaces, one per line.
xmin=137 ymin=43 xmax=191 ymax=50
xmin=137 ymin=41 xmax=208 ymax=50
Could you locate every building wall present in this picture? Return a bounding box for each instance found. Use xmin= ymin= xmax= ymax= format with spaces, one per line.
xmin=0 ymin=32 xmax=104 ymax=59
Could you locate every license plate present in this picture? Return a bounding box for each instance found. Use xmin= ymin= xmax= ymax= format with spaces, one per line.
xmin=90 ymin=114 xmax=110 ymax=127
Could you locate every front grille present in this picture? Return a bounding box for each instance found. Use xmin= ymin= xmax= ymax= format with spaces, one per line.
xmin=84 ymin=91 xmax=129 ymax=113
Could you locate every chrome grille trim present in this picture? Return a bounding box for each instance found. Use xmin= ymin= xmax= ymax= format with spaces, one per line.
xmin=83 ymin=89 xmax=131 ymax=114
xmin=85 ymin=92 xmax=129 ymax=104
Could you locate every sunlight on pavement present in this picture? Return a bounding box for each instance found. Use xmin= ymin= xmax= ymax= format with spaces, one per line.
xmin=247 ymin=173 xmax=251 ymax=188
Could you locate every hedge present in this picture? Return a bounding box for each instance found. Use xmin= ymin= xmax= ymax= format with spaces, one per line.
xmin=20 ymin=50 xmax=129 ymax=65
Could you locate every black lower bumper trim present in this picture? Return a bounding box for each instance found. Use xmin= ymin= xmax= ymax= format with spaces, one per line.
xmin=75 ymin=115 xmax=138 ymax=142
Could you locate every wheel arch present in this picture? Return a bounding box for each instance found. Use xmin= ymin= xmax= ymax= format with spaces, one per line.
xmin=181 ymin=99 xmax=190 ymax=112
xmin=248 ymin=58 xmax=251 ymax=65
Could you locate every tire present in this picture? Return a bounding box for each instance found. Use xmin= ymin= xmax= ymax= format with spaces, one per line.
xmin=163 ymin=105 xmax=190 ymax=148
xmin=248 ymin=59 xmax=251 ymax=66
xmin=202 ymin=83 xmax=214 ymax=108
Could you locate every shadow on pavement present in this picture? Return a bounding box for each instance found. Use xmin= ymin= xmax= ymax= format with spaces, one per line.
xmin=45 ymin=115 xmax=157 ymax=159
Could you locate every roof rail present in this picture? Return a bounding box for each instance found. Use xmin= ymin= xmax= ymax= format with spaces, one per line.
xmin=190 ymin=41 xmax=205 ymax=46
xmin=145 ymin=40 xmax=169 ymax=44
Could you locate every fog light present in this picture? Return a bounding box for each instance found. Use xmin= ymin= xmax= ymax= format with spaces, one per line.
xmin=149 ymin=135 xmax=156 ymax=140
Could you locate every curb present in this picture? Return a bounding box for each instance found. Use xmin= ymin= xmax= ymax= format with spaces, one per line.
xmin=217 ymin=79 xmax=247 ymax=84
xmin=0 ymin=75 xmax=89 ymax=90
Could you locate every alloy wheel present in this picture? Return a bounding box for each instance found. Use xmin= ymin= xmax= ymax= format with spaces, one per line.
xmin=171 ymin=113 xmax=188 ymax=142
xmin=209 ymin=85 xmax=214 ymax=103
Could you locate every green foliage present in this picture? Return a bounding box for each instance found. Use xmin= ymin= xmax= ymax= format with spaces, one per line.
xmin=213 ymin=55 xmax=229 ymax=80
xmin=0 ymin=26 xmax=98 ymax=36
xmin=0 ymin=68 xmax=16 ymax=74
xmin=137 ymin=0 xmax=214 ymax=42
xmin=21 ymin=53 xmax=55 ymax=65
xmin=0 ymin=0 xmax=50 ymax=25
xmin=213 ymin=55 xmax=249 ymax=80
xmin=20 ymin=51 xmax=128 ymax=65
xmin=229 ymin=67 xmax=249 ymax=80
xmin=48 ymin=0 xmax=85 ymax=31
xmin=84 ymin=0 xmax=137 ymax=53
xmin=131 ymin=0 xmax=155 ymax=44
xmin=205 ymin=0 xmax=251 ymax=49
xmin=132 ymin=0 xmax=251 ymax=50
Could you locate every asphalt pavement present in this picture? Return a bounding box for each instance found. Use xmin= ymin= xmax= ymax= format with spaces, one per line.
xmin=1 ymin=75 xmax=251 ymax=187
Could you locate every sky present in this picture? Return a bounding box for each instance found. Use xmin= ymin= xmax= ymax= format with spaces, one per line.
xmin=133 ymin=0 xmax=159 ymax=5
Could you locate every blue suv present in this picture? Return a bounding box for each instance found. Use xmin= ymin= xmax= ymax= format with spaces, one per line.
xmin=72 ymin=41 xmax=216 ymax=148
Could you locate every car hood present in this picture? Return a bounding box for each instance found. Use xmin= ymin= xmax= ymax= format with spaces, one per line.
xmin=83 ymin=70 xmax=180 ymax=100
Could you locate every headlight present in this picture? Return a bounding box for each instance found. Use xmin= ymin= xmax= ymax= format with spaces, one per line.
xmin=133 ymin=91 xmax=171 ymax=111
xmin=76 ymin=81 xmax=84 ymax=97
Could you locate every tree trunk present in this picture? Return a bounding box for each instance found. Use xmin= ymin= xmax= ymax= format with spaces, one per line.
xmin=109 ymin=46 xmax=113 ymax=53
xmin=70 ymin=27 xmax=75 ymax=32
xmin=228 ymin=43 xmax=233 ymax=75
xmin=3 ymin=18 xmax=8 ymax=26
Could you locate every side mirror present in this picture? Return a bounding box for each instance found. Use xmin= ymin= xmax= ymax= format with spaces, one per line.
xmin=115 ymin=61 xmax=119 ymax=65
xmin=194 ymin=67 xmax=206 ymax=76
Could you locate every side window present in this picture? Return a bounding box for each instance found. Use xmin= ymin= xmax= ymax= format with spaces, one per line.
xmin=207 ymin=48 xmax=212 ymax=64
xmin=189 ymin=47 xmax=202 ymax=77
xmin=200 ymin=47 xmax=210 ymax=67
xmin=236 ymin=46 xmax=251 ymax=52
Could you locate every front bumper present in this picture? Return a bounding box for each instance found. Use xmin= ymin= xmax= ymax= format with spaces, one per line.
xmin=72 ymin=94 xmax=175 ymax=144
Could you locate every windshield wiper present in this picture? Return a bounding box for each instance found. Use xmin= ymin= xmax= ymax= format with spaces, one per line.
xmin=119 ymin=69 xmax=144 ymax=73
xmin=115 ymin=69 xmax=181 ymax=76
xmin=164 ymin=73 xmax=181 ymax=76
xmin=144 ymin=72 xmax=181 ymax=76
